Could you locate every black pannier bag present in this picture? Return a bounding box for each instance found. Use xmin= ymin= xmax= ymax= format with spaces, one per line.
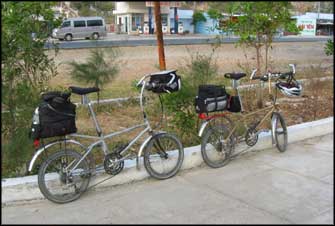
xmin=148 ymin=70 xmax=181 ymax=93
xmin=195 ymin=85 xmax=228 ymax=113
xmin=226 ymin=95 xmax=242 ymax=113
xmin=30 ymin=91 xmax=77 ymax=140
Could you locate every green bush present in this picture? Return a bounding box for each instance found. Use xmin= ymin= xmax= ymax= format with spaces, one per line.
xmin=69 ymin=48 xmax=120 ymax=89
xmin=162 ymin=49 xmax=218 ymax=146
xmin=324 ymin=39 xmax=334 ymax=56
xmin=2 ymin=2 xmax=60 ymax=178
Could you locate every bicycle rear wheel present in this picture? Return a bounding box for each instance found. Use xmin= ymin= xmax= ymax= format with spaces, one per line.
xmin=201 ymin=124 xmax=234 ymax=168
xmin=38 ymin=149 xmax=91 ymax=203
xmin=272 ymin=112 xmax=288 ymax=152
xmin=144 ymin=133 xmax=184 ymax=180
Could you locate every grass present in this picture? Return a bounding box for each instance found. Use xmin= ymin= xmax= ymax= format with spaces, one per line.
xmin=2 ymin=41 xmax=333 ymax=178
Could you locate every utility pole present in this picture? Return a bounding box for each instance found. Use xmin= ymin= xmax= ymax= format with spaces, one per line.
xmin=154 ymin=2 xmax=166 ymax=70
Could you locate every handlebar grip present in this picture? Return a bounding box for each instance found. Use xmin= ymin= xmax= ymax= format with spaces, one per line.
xmin=145 ymin=83 xmax=153 ymax=90
xmin=224 ymin=73 xmax=231 ymax=79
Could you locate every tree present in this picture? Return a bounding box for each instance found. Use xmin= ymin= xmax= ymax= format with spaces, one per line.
xmin=324 ymin=39 xmax=334 ymax=56
xmin=209 ymin=2 xmax=300 ymax=108
xmin=2 ymin=2 xmax=61 ymax=176
xmin=192 ymin=10 xmax=207 ymax=33
xmin=71 ymin=2 xmax=115 ymax=18
xmin=69 ymin=48 xmax=120 ymax=89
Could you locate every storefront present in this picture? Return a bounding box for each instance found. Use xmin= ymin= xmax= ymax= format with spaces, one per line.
xmin=293 ymin=12 xmax=333 ymax=36
xmin=113 ymin=1 xmax=181 ymax=34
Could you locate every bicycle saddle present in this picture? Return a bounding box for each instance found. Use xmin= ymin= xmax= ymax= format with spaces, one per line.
xmin=224 ymin=73 xmax=246 ymax=80
xmin=69 ymin=86 xmax=100 ymax=95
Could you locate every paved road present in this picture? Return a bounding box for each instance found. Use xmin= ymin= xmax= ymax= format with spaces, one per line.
xmin=45 ymin=34 xmax=333 ymax=49
xmin=2 ymin=133 xmax=333 ymax=224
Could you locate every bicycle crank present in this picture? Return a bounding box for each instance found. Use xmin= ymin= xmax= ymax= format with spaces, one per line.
xmin=103 ymin=153 xmax=124 ymax=175
xmin=245 ymin=122 xmax=259 ymax=146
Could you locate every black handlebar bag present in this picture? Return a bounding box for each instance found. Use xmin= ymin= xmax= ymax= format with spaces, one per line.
xmin=30 ymin=91 xmax=77 ymax=140
xmin=195 ymin=85 xmax=228 ymax=113
xmin=149 ymin=70 xmax=181 ymax=93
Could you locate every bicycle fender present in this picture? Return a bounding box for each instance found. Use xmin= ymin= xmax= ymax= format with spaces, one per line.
xmin=271 ymin=113 xmax=278 ymax=145
xmin=28 ymin=139 xmax=86 ymax=172
xmin=198 ymin=120 xmax=211 ymax=137
xmin=137 ymin=131 xmax=168 ymax=159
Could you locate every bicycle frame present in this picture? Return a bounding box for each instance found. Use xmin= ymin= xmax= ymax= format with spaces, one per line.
xmin=28 ymin=76 xmax=162 ymax=173
xmin=223 ymin=103 xmax=279 ymax=144
xmin=198 ymin=66 xmax=288 ymax=146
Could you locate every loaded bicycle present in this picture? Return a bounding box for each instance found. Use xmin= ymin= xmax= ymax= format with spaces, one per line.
xmin=28 ymin=70 xmax=184 ymax=203
xmin=195 ymin=64 xmax=302 ymax=168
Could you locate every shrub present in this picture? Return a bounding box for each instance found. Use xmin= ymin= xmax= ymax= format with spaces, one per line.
xmin=69 ymin=48 xmax=120 ymax=89
xmin=324 ymin=39 xmax=333 ymax=56
xmin=2 ymin=2 xmax=60 ymax=178
xmin=162 ymin=48 xmax=218 ymax=146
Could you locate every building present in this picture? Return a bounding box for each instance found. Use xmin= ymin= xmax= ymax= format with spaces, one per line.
xmin=112 ymin=1 xmax=182 ymax=34
xmin=195 ymin=12 xmax=221 ymax=35
xmin=51 ymin=2 xmax=78 ymax=19
xmin=292 ymin=12 xmax=333 ymax=36
xmin=169 ymin=9 xmax=193 ymax=34
xmin=195 ymin=13 xmax=241 ymax=35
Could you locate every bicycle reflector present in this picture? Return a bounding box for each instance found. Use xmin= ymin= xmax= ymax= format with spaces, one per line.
xmin=33 ymin=139 xmax=40 ymax=149
xmin=198 ymin=113 xmax=207 ymax=119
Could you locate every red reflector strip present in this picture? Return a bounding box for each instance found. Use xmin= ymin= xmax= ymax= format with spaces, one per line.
xmin=33 ymin=139 xmax=40 ymax=148
xmin=198 ymin=113 xmax=207 ymax=119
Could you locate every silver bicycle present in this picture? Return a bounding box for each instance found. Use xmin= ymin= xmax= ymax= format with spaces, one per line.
xmin=28 ymin=71 xmax=184 ymax=203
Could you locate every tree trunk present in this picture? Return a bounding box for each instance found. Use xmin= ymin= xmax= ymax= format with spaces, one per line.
xmin=255 ymin=44 xmax=263 ymax=108
xmin=265 ymin=43 xmax=269 ymax=73
xmin=8 ymin=79 xmax=17 ymax=139
xmin=154 ymin=2 xmax=166 ymax=71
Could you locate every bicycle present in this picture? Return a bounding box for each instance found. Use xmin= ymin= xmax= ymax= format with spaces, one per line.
xmin=198 ymin=64 xmax=300 ymax=168
xmin=28 ymin=70 xmax=184 ymax=203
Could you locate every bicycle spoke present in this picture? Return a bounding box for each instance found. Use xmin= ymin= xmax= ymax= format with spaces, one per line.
xmin=38 ymin=150 xmax=90 ymax=203
xmin=201 ymin=125 xmax=232 ymax=168
xmin=144 ymin=133 xmax=184 ymax=180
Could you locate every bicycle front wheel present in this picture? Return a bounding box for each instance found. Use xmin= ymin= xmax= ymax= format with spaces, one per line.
xmin=201 ymin=124 xmax=234 ymax=168
xmin=272 ymin=112 xmax=288 ymax=152
xmin=38 ymin=149 xmax=91 ymax=204
xmin=144 ymin=133 xmax=184 ymax=180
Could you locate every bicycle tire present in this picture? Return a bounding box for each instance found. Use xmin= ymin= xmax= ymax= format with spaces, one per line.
xmin=38 ymin=149 xmax=90 ymax=204
xmin=201 ymin=124 xmax=234 ymax=168
xmin=143 ymin=133 xmax=184 ymax=180
xmin=272 ymin=112 xmax=288 ymax=152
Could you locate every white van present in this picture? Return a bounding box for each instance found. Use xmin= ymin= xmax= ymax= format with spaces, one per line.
xmin=53 ymin=17 xmax=107 ymax=41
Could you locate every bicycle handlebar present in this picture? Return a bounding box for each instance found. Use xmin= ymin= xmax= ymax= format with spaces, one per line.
xmin=250 ymin=64 xmax=296 ymax=81
xmin=137 ymin=81 xmax=167 ymax=91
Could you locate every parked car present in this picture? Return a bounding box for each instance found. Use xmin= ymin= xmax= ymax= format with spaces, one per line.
xmin=52 ymin=17 xmax=107 ymax=41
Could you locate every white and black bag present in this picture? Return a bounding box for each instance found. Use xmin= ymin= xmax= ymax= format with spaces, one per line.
xmin=148 ymin=70 xmax=181 ymax=94
xmin=195 ymin=85 xmax=228 ymax=113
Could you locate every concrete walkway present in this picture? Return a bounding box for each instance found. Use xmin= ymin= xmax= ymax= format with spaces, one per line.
xmin=2 ymin=133 xmax=333 ymax=224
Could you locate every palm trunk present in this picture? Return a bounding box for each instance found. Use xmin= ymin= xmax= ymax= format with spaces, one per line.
xmin=265 ymin=43 xmax=269 ymax=73
xmin=255 ymin=43 xmax=263 ymax=109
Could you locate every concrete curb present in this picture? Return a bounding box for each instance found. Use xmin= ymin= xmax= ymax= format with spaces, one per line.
xmin=2 ymin=117 xmax=333 ymax=205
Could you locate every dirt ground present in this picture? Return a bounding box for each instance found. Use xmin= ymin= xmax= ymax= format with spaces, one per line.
xmin=48 ymin=41 xmax=333 ymax=98
xmin=48 ymin=41 xmax=333 ymax=144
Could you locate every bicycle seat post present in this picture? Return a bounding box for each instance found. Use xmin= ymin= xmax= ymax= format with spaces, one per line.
xmin=81 ymin=95 xmax=89 ymax=105
xmin=231 ymin=79 xmax=245 ymax=112
xmin=82 ymin=94 xmax=103 ymax=137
